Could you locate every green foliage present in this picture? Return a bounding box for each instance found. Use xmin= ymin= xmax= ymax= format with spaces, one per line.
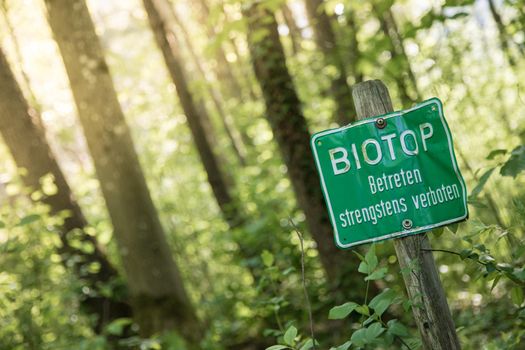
xmin=1 ymin=0 xmax=525 ymax=348
xmin=501 ymin=146 xmax=525 ymax=178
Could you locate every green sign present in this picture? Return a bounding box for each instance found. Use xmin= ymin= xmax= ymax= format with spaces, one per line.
xmin=311 ymin=98 xmax=468 ymax=249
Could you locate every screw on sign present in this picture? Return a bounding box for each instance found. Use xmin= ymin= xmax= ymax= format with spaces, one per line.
xmin=311 ymin=80 xmax=463 ymax=350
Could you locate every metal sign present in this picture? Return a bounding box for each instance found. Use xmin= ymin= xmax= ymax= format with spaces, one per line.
xmin=311 ymin=98 xmax=468 ymax=249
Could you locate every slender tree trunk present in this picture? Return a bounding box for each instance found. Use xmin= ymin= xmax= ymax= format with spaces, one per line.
xmin=170 ymin=5 xmax=248 ymax=166
xmin=304 ymin=0 xmax=356 ymax=125
xmin=243 ymin=3 xmax=369 ymax=296
xmin=192 ymin=0 xmax=244 ymax=97
xmin=218 ymin=0 xmax=260 ymax=101
xmin=142 ymin=0 xmax=272 ymax=286
xmin=43 ymin=0 xmax=200 ymax=342
xmin=0 ymin=47 xmax=131 ymax=333
xmin=374 ymin=5 xmax=420 ymax=106
xmin=281 ymin=3 xmax=302 ymax=56
xmin=384 ymin=9 xmax=420 ymax=99
xmin=487 ymin=0 xmax=517 ymax=67
xmin=143 ymin=0 xmax=243 ymax=230
xmin=346 ymin=7 xmax=363 ymax=84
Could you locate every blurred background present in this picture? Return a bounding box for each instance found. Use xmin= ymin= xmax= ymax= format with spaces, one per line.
xmin=0 ymin=0 xmax=524 ymax=349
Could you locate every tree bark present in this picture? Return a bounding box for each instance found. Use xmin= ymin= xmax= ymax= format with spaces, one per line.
xmin=0 ymin=46 xmax=131 ymax=333
xmin=304 ymin=0 xmax=356 ymax=125
xmin=243 ymin=3 xmax=368 ymax=296
xmin=353 ymin=80 xmax=461 ymax=350
xmin=43 ymin=0 xmax=200 ymax=342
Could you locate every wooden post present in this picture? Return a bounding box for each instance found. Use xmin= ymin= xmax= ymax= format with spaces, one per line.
xmin=352 ymin=80 xmax=461 ymax=350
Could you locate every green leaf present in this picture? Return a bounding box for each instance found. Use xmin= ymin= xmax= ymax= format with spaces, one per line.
xmin=402 ymin=299 xmax=412 ymax=312
xmin=445 ymin=0 xmax=475 ymax=6
xmin=490 ymin=275 xmax=502 ymax=291
xmin=299 ymin=339 xmax=315 ymax=350
xmin=105 ymin=318 xmax=133 ymax=336
xmin=16 ymin=214 xmax=41 ymax=227
xmin=519 ymin=309 xmax=525 ymax=319
xmin=432 ymin=226 xmax=445 ymax=237
xmin=446 ymin=222 xmax=460 ymax=234
xmin=350 ymin=328 xmax=367 ymax=347
xmin=251 ymin=28 xmax=270 ymax=44
xmin=359 ymin=245 xmax=378 ymax=275
xmin=365 ymin=245 xmax=379 ymax=272
xmin=513 ymin=268 xmax=525 ymax=281
xmin=486 ymin=149 xmax=507 ymax=160
xmin=500 ymin=145 xmax=525 ymax=178
xmin=469 ymin=168 xmax=495 ymax=198
xmin=330 ymin=341 xmax=351 ymax=350
xmin=283 ymin=325 xmax=297 ymax=346
xmin=365 ymin=267 xmax=388 ymax=281
xmin=328 ymin=302 xmax=358 ymax=319
xmin=511 ymin=287 xmax=524 ymax=306
xmin=459 ymin=249 xmax=473 ymax=260
xmin=265 ymin=346 xmax=288 ymax=350
xmin=261 ymin=250 xmax=274 ymax=267
xmin=365 ymin=322 xmax=385 ymax=342
xmin=369 ymin=289 xmax=398 ymax=316
xmin=387 ymin=320 xmax=410 ymax=337
xmin=355 ymin=304 xmax=370 ymax=316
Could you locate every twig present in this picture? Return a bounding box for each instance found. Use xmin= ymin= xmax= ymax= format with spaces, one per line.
xmin=289 ymin=218 xmax=316 ymax=349
xmin=423 ymin=248 xmax=502 ymax=271
xmin=517 ymin=83 xmax=525 ymax=106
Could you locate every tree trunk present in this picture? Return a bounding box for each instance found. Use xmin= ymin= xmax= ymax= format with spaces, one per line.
xmin=304 ymin=0 xmax=356 ymax=125
xmin=43 ymin=0 xmax=200 ymax=342
xmin=374 ymin=5 xmax=420 ymax=106
xmin=192 ymin=0 xmax=245 ymax=98
xmin=487 ymin=0 xmax=517 ymax=67
xmin=281 ymin=3 xmax=302 ymax=56
xmin=243 ymin=3 xmax=369 ymax=296
xmin=346 ymin=7 xmax=363 ymax=84
xmin=169 ymin=4 xmax=248 ymax=166
xmin=143 ymin=0 xmax=243 ymax=228
xmin=0 ymin=46 xmax=131 ymax=333
xmin=218 ymin=0 xmax=260 ymax=101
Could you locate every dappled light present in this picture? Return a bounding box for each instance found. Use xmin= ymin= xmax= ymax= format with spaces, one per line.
xmin=0 ymin=0 xmax=524 ymax=349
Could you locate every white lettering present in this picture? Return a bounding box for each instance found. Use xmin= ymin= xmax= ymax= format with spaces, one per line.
xmin=420 ymin=123 xmax=433 ymax=151
xmin=400 ymin=130 xmax=418 ymax=155
xmin=362 ymin=139 xmax=382 ymax=165
xmin=329 ymin=147 xmax=351 ymax=175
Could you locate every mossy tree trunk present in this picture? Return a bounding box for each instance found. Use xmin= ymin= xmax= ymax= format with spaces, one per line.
xmin=243 ymin=3 xmax=369 ymax=296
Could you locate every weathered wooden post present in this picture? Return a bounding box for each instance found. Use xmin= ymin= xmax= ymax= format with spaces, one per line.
xmin=352 ymin=80 xmax=461 ymax=350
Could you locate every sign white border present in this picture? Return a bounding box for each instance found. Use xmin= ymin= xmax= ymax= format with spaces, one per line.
xmin=311 ymin=98 xmax=469 ymax=249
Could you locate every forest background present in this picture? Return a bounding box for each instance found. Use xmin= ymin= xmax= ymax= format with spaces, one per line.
xmin=0 ymin=0 xmax=524 ymax=349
